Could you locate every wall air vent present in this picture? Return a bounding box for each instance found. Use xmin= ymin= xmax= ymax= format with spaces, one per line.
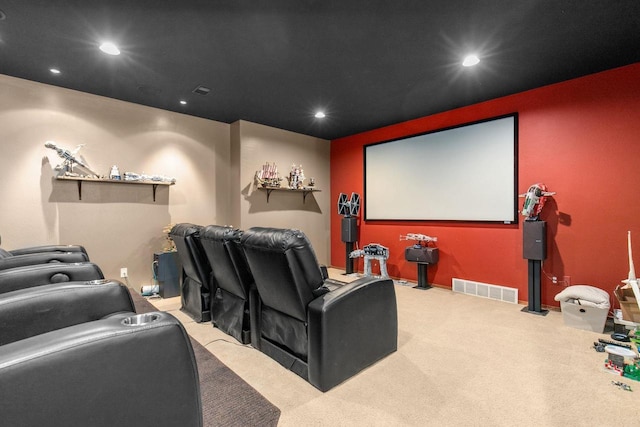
xmin=192 ymin=85 xmax=211 ymax=95
xmin=452 ymin=278 xmax=518 ymax=304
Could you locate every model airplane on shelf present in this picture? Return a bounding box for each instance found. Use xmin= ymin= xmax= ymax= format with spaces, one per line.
xmin=45 ymin=140 xmax=99 ymax=176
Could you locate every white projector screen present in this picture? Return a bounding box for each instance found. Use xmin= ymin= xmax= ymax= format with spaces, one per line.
xmin=364 ymin=114 xmax=517 ymax=222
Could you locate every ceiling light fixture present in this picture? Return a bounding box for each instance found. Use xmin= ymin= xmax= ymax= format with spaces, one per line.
xmin=462 ymin=54 xmax=480 ymax=67
xmin=49 ymin=68 xmax=61 ymax=74
xmin=180 ymin=100 xmax=187 ymax=105
xmin=315 ymin=111 xmax=326 ymax=119
xmin=99 ymin=42 xmax=120 ymax=55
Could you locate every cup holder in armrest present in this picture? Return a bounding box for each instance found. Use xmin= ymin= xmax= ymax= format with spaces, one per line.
xmin=121 ymin=313 xmax=160 ymax=326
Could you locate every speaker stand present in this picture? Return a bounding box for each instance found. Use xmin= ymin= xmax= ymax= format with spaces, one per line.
xmin=413 ymin=263 xmax=432 ymax=290
xmin=345 ymin=242 xmax=354 ymax=275
xmin=521 ymin=259 xmax=548 ymax=316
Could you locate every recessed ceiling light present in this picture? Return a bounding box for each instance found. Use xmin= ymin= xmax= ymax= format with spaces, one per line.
xmin=462 ymin=55 xmax=480 ymax=67
xmin=49 ymin=68 xmax=61 ymax=74
xmin=99 ymin=42 xmax=120 ymax=55
xmin=315 ymin=111 xmax=326 ymax=119
xmin=179 ymin=100 xmax=187 ymax=105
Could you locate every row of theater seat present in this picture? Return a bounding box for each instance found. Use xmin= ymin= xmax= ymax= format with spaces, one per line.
xmin=0 ymin=244 xmax=202 ymax=426
xmin=169 ymin=224 xmax=399 ymax=392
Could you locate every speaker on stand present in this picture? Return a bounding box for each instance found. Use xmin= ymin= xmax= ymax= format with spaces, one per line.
xmin=519 ymin=183 xmax=556 ymax=316
xmin=522 ymin=220 xmax=548 ymax=315
xmin=338 ymin=192 xmax=360 ymax=275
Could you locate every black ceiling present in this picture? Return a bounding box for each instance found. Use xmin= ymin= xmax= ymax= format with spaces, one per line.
xmin=1 ymin=1 xmax=639 ymax=140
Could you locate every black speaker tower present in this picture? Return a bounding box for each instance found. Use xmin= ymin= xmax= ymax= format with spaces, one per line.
xmin=338 ymin=193 xmax=360 ymax=275
xmin=522 ymin=220 xmax=548 ymax=316
xmin=342 ymin=217 xmax=357 ymax=274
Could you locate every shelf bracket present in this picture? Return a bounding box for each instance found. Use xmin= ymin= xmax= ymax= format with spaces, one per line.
xmin=56 ymin=177 xmax=171 ymax=202
xmin=258 ymin=186 xmax=319 ymax=203
xmin=302 ymin=190 xmax=312 ymax=204
xmin=265 ymin=188 xmax=274 ymax=203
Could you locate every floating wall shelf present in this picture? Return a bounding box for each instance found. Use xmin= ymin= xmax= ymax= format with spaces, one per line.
xmin=257 ymin=186 xmax=321 ymax=203
xmin=55 ymin=176 xmax=174 ymax=202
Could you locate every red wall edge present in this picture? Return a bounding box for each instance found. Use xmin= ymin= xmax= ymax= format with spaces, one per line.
xmin=330 ymin=63 xmax=640 ymax=308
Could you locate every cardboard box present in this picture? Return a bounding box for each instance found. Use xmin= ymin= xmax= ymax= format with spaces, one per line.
xmin=614 ymin=285 xmax=640 ymax=323
xmin=560 ymin=301 xmax=608 ymax=333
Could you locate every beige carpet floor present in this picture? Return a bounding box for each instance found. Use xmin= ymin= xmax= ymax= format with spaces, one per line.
xmin=149 ymin=270 xmax=640 ymax=426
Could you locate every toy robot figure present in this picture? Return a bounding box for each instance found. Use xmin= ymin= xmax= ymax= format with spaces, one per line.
xmin=350 ymin=243 xmax=389 ymax=278
xmin=519 ymin=183 xmax=556 ymax=220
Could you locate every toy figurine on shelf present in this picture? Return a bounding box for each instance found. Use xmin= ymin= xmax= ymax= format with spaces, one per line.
xmin=255 ymin=162 xmax=282 ymax=188
xmin=287 ymin=163 xmax=305 ymax=189
xmin=44 ymin=140 xmax=99 ymax=177
xmin=519 ymin=183 xmax=556 ymax=220
xmin=123 ymin=171 xmax=176 ymax=183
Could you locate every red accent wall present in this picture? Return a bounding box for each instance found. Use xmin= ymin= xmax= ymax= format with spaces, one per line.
xmin=330 ymin=63 xmax=640 ymax=308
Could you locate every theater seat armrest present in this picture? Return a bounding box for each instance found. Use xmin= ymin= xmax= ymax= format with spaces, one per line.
xmin=0 ymin=252 xmax=89 ymax=271
xmin=307 ymin=276 xmax=398 ymax=391
xmin=319 ymin=265 xmax=328 ymax=280
xmin=0 ymin=280 xmax=136 ymax=346
xmin=0 ymin=263 xmax=104 ymax=294
xmin=9 ymin=245 xmax=87 ymax=257
xmin=0 ymin=312 xmax=202 ymax=427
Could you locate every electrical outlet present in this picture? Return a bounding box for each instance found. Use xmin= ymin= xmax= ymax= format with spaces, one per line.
xmin=563 ymin=275 xmax=571 ymax=286
xmin=120 ymin=268 xmax=128 ymax=278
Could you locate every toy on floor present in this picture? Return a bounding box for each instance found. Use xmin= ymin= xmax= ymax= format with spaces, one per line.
xmin=611 ymin=381 xmax=633 ymax=392
xmin=350 ymin=243 xmax=389 ymax=278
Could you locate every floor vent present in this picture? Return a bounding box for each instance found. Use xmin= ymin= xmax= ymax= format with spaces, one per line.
xmin=452 ymin=278 xmax=518 ymax=304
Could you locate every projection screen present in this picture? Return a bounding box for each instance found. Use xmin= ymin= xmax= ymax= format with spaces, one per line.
xmin=364 ymin=114 xmax=518 ymax=222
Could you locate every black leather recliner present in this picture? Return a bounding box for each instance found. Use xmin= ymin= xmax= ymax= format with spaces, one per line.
xmin=0 ymin=262 xmax=104 ymax=294
xmin=199 ymin=225 xmax=254 ymax=344
xmin=169 ymin=223 xmax=212 ymax=322
xmin=0 ymin=279 xmax=135 ymax=346
xmin=0 ymin=248 xmax=89 ymax=271
xmin=5 ymin=244 xmax=88 ymax=258
xmin=0 ymin=311 xmax=202 ymax=427
xmin=240 ymin=227 xmax=398 ymax=391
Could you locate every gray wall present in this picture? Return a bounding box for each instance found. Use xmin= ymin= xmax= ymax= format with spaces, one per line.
xmin=0 ymin=74 xmax=330 ymax=288
xmin=233 ymin=120 xmax=331 ymax=263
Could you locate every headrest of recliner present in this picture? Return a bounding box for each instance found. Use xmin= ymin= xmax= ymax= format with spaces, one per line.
xmin=168 ymin=223 xmax=203 ymax=239
xmin=241 ymin=227 xmax=311 ymax=253
xmin=200 ymin=225 xmax=241 ymax=243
